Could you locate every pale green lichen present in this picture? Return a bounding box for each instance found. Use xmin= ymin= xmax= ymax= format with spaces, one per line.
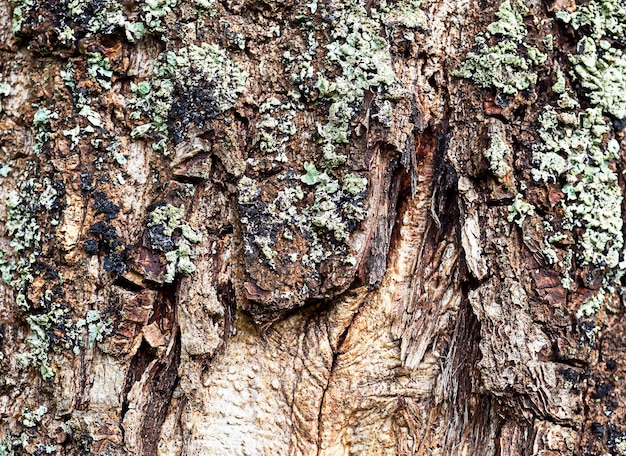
xmin=15 ymin=309 xmax=64 ymax=380
xmin=15 ymin=302 xmax=109 ymax=379
xmin=1 ymin=176 xmax=59 ymax=311
xmin=237 ymin=176 xmax=260 ymax=204
xmin=485 ymin=0 xmax=529 ymax=40
xmin=87 ymin=52 xmax=113 ymax=90
xmin=568 ymin=37 xmax=626 ymax=119
xmin=130 ymin=43 xmax=247 ymax=154
xmin=67 ymin=0 xmax=125 ymax=34
xmin=12 ymin=0 xmax=145 ymax=43
xmin=483 ymin=133 xmax=513 ymax=179
xmin=147 ymin=204 xmax=202 ymax=282
xmin=239 ymin=0 xmax=417 ymax=280
xmin=302 ymin=167 xmax=367 ymax=242
xmin=558 ymin=0 xmax=626 ymax=41
xmin=531 ymin=0 xmax=626 ymax=318
xmin=342 ymin=173 xmax=368 ymax=195
xmin=552 ymin=68 xmax=566 ymax=94
xmin=287 ymin=0 xmax=402 ymax=167
xmin=315 ymin=2 xmax=401 ymax=168
xmin=533 ymin=106 xmax=623 ymax=277
xmin=454 ymin=0 xmax=545 ymax=95
xmin=256 ymin=97 xmax=297 ymax=162
xmin=0 ymin=81 xmax=10 ymax=112
xmin=507 ymin=194 xmax=535 ymax=226
xmin=577 ymin=288 xmax=606 ymax=318
xmin=138 ymin=0 xmax=177 ymax=34
xmin=0 ymin=434 xmax=30 ymax=455
xmin=194 ymin=0 xmax=217 ymax=15
xmin=32 ymin=108 xmax=58 ymax=155
xmin=456 ymin=0 xmax=626 ymax=319
xmin=80 ymin=310 xmax=114 ymax=346
xmin=378 ymin=0 xmax=427 ymax=32
xmin=21 ymin=406 xmax=47 ymax=428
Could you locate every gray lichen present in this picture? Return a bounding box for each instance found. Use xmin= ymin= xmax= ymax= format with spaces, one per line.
xmin=453 ymin=0 xmax=545 ymax=95
xmin=130 ymin=43 xmax=247 ymax=154
xmin=12 ymin=0 xmax=145 ymax=43
xmin=483 ymin=133 xmax=513 ymax=179
xmin=147 ymin=204 xmax=202 ymax=282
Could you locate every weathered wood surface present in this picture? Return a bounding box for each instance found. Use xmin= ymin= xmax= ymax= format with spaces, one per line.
xmin=1 ymin=0 xmax=626 ymax=454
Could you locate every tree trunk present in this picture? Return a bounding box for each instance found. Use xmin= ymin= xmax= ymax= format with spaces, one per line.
xmin=1 ymin=0 xmax=625 ymax=454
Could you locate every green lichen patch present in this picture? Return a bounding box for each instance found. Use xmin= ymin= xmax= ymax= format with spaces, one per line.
xmin=86 ymin=52 xmax=113 ymax=91
xmin=32 ymin=108 xmax=58 ymax=155
xmin=1 ymin=175 xmax=61 ymax=310
xmin=539 ymin=108 xmax=622 ymax=269
xmin=507 ymin=193 xmax=535 ymax=226
xmin=568 ymin=37 xmax=626 ymax=119
xmin=456 ymin=0 xmax=626 ymax=318
xmin=0 ymin=81 xmax=11 ymax=113
xmin=194 ymin=0 xmax=217 ymax=15
xmin=256 ymin=97 xmax=297 ymax=162
xmin=315 ymin=1 xmax=402 ymax=168
xmin=139 ymin=0 xmax=177 ymax=33
xmin=528 ymin=0 xmax=626 ymax=296
xmin=130 ymin=43 xmax=247 ymax=154
xmin=285 ymin=0 xmax=404 ymax=167
xmin=146 ymin=204 xmax=202 ymax=282
xmin=12 ymin=0 xmax=145 ymax=46
xmin=233 ymin=0 xmax=418 ymax=319
xmin=21 ymin=406 xmax=47 ymax=428
xmin=15 ymin=305 xmax=113 ymax=381
xmin=304 ymin=168 xmax=366 ymax=242
xmin=557 ymin=0 xmax=626 ymax=42
xmin=483 ymin=133 xmax=513 ymax=179
xmin=378 ymin=0 xmax=427 ymax=33
xmin=453 ymin=0 xmax=546 ymax=95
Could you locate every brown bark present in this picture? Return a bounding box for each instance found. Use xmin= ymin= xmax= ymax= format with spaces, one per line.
xmin=0 ymin=0 xmax=625 ymax=455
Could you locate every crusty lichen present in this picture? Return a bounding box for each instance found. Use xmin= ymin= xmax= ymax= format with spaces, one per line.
xmin=237 ymin=0 xmax=408 ymax=285
xmin=256 ymin=97 xmax=297 ymax=162
xmin=507 ymin=194 xmax=535 ymax=226
xmin=314 ymin=1 xmax=402 ymax=168
xmin=146 ymin=204 xmax=202 ymax=282
xmin=453 ymin=0 xmax=546 ymax=95
xmin=568 ymin=37 xmax=626 ymax=119
xmin=130 ymin=43 xmax=247 ymax=154
xmin=21 ymin=406 xmax=47 ymax=428
xmin=459 ymin=0 xmax=626 ymax=317
xmin=86 ymin=52 xmax=113 ymax=90
xmin=12 ymin=0 xmax=145 ymax=44
xmin=483 ymin=133 xmax=513 ymax=179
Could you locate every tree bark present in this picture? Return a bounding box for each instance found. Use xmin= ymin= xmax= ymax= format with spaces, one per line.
xmin=1 ymin=0 xmax=625 ymax=455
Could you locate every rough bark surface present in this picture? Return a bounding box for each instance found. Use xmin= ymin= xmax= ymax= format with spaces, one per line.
xmin=1 ymin=0 xmax=626 ymax=455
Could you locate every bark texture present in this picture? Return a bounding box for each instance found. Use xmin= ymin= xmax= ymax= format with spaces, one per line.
xmin=1 ymin=0 xmax=626 ymax=455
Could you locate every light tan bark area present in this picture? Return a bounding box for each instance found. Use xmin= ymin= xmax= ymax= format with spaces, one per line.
xmin=1 ymin=0 xmax=626 ymax=454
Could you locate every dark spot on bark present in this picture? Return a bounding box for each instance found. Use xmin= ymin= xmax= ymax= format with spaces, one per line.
xmin=592 ymin=383 xmax=614 ymax=400
xmin=562 ymin=368 xmax=579 ymax=384
xmin=607 ymin=424 xmax=626 ymax=449
xmin=81 ymin=171 xmax=93 ymax=192
xmin=84 ymin=239 xmax=98 ymax=254
xmin=146 ymin=224 xmax=176 ymax=252
xmin=90 ymin=222 xmax=122 ymax=251
xmin=92 ymin=191 xmax=120 ymax=221
xmin=591 ymin=422 xmax=605 ymax=440
xmin=168 ymin=81 xmax=222 ymax=145
xmin=40 ymin=263 xmax=59 ymax=281
xmin=613 ymin=117 xmax=626 ymax=130
xmin=104 ymin=250 xmax=128 ymax=275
